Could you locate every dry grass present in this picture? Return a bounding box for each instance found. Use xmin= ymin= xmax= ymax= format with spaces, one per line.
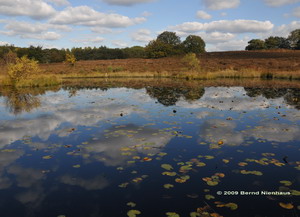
xmin=1 ymin=50 xmax=300 ymax=86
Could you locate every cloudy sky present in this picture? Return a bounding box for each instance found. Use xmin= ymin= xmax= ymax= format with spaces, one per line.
xmin=0 ymin=0 xmax=299 ymax=51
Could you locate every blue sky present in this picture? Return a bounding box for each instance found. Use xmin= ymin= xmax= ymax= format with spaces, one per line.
xmin=0 ymin=0 xmax=299 ymax=51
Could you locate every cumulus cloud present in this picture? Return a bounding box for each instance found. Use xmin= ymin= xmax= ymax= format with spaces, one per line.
xmin=102 ymin=0 xmax=154 ymax=6
xmin=263 ymin=0 xmax=300 ymax=7
xmin=112 ymin=40 xmax=128 ymax=47
xmin=0 ymin=41 xmax=10 ymax=46
xmin=214 ymin=38 xmax=248 ymax=51
xmin=196 ymin=10 xmax=212 ymax=19
xmin=131 ymin=28 xmax=153 ymax=43
xmin=71 ymin=37 xmax=105 ymax=44
xmin=0 ymin=0 xmax=56 ymax=20
xmin=47 ymin=0 xmax=70 ymax=6
xmin=293 ymin=6 xmax=300 ymax=18
xmin=258 ymin=21 xmax=300 ymax=38
xmin=171 ymin=20 xmax=274 ymax=34
xmin=0 ymin=20 xmax=71 ymax=40
xmin=203 ymin=0 xmax=240 ymax=10
xmin=201 ymin=31 xmax=235 ymax=43
xmin=49 ymin=6 xmax=146 ymax=28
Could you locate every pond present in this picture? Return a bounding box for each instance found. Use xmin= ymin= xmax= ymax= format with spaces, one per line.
xmin=0 ymin=78 xmax=300 ymax=217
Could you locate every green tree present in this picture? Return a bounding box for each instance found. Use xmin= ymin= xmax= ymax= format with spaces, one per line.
xmin=265 ymin=36 xmax=290 ymax=49
xmin=145 ymin=40 xmax=172 ymax=58
xmin=182 ymin=35 xmax=205 ymax=54
xmin=287 ymin=29 xmax=300 ymax=49
xmin=157 ymin=31 xmax=181 ymax=46
xmin=245 ymin=39 xmax=266 ymax=50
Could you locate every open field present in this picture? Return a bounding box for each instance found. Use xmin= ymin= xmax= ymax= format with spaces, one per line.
xmin=1 ymin=50 xmax=300 ymax=86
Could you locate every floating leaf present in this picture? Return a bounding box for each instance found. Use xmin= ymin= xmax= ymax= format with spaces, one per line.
xmin=72 ymin=164 xmax=80 ymax=168
xmin=226 ymin=203 xmax=238 ymax=210
xmin=196 ymin=162 xmax=206 ymax=167
xmin=161 ymin=164 xmax=173 ymax=171
xmin=215 ymin=173 xmax=225 ymax=178
xmin=205 ymin=194 xmax=215 ymax=200
xmin=42 ymin=155 xmax=52 ymax=160
xmin=162 ymin=172 xmax=177 ymax=176
xmin=190 ymin=212 xmax=200 ymax=217
xmin=127 ymin=202 xmax=136 ymax=208
xmin=279 ymin=180 xmax=292 ymax=186
xmin=127 ymin=209 xmax=141 ymax=217
xmin=118 ymin=182 xmax=129 ymax=188
xmin=143 ymin=157 xmax=152 ymax=162
xmin=207 ymin=181 xmax=219 ymax=186
xmin=222 ymin=159 xmax=229 ymax=163
xmin=175 ymin=178 xmax=187 ymax=183
xmin=279 ymin=202 xmax=294 ymax=209
xmin=164 ymin=184 xmax=174 ymax=189
xmin=166 ymin=212 xmax=180 ymax=217
xmin=238 ymin=162 xmax=248 ymax=167
xmin=179 ymin=165 xmax=192 ymax=172
xmin=204 ymin=156 xmax=214 ymax=160
xmin=291 ymin=190 xmax=300 ymax=196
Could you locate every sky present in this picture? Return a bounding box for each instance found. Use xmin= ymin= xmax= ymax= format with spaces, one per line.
xmin=0 ymin=0 xmax=299 ymax=51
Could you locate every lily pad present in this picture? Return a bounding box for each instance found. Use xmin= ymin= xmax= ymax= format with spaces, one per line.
xmin=166 ymin=212 xmax=180 ymax=217
xmin=164 ymin=184 xmax=174 ymax=189
xmin=127 ymin=210 xmax=141 ymax=217
xmin=279 ymin=181 xmax=292 ymax=186
xmin=127 ymin=202 xmax=136 ymax=208
xmin=161 ymin=164 xmax=173 ymax=171
xmin=279 ymin=202 xmax=294 ymax=209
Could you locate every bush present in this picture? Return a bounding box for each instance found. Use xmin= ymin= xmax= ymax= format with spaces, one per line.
xmin=182 ymin=53 xmax=200 ymax=70
xmin=7 ymin=56 xmax=40 ymax=83
xmin=65 ymin=52 xmax=76 ymax=66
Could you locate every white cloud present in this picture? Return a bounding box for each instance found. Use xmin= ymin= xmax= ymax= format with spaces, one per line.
xmin=196 ymin=10 xmax=212 ymax=19
xmin=201 ymin=31 xmax=235 ymax=43
xmin=263 ymin=0 xmax=300 ymax=7
xmin=214 ymin=39 xmax=248 ymax=51
xmin=142 ymin=11 xmax=152 ymax=17
xmin=60 ymin=175 xmax=109 ymax=190
xmin=72 ymin=37 xmax=105 ymax=44
xmin=49 ymin=6 xmax=146 ymax=28
xmin=47 ymin=0 xmax=70 ymax=6
xmin=0 ymin=41 xmax=10 ymax=46
xmin=1 ymin=20 xmax=64 ymax=40
xmin=203 ymin=0 xmax=240 ymax=10
xmin=91 ymin=27 xmax=114 ymax=34
xmin=0 ymin=0 xmax=56 ymax=20
xmin=258 ymin=21 xmax=300 ymax=38
xmin=131 ymin=28 xmax=153 ymax=43
xmin=293 ymin=6 xmax=300 ymax=18
xmin=171 ymin=20 xmax=274 ymax=34
xmin=112 ymin=40 xmax=128 ymax=47
xmin=102 ymin=0 xmax=154 ymax=6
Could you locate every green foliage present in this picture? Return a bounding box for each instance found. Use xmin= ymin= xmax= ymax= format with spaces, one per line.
xmin=182 ymin=35 xmax=206 ymax=54
xmin=145 ymin=40 xmax=171 ymax=58
xmin=245 ymin=39 xmax=266 ymax=50
xmin=157 ymin=31 xmax=181 ymax=46
xmin=182 ymin=53 xmax=200 ymax=70
xmin=65 ymin=52 xmax=76 ymax=66
xmin=265 ymin=36 xmax=290 ymax=49
xmin=7 ymin=56 xmax=41 ymax=83
xmin=287 ymin=29 xmax=300 ymax=49
xmin=123 ymin=46 xmax=146 ymax=58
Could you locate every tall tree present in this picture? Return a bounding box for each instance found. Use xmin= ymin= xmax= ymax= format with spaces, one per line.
xmin=182 ymin=35 xmax=205 ymax=54
xmin=287 ymin=29 xmax=300 ymax=49
xmin=245 ymin=39 xmax=266 ymax=50
xmin=265 ymin=36 xmax=290 ymax=49
xmin=157 ymin=31 xmax=181 ymax=46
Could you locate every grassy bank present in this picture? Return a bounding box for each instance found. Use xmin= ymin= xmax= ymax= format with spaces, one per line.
xmin=0 ymin=50 xmax=300 ymax=87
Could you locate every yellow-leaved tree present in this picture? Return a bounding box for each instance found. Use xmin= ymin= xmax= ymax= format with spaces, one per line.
xmin=65 ymin=52 xmax=76 ymax=66
xmin=7 ymin=56 xmax=40 ymax=84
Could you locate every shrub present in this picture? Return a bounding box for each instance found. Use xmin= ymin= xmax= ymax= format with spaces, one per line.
xmin=65 ymin=52 xmax=76 ymax=66
xmin=7 ymin=56 xmax=40 ymax=83
xmin=182 ymin=53 xmax=200 ymax=71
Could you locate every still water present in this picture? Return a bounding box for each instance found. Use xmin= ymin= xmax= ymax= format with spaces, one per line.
xmin=0 ymin=79 xmax=299 ymax=217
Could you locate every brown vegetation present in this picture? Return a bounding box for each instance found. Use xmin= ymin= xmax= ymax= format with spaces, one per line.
xmin=1 ymin=50 xmax=300 ymax=84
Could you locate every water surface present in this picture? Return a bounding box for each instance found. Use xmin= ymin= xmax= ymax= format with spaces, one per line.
xmin=0 ymin=78 xmax=300 ymax=217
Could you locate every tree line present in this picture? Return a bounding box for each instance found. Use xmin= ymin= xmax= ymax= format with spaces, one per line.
xmin=245 ymin=29 xmax=300 ymax=50
xmin=0 ymin=31 xmax=205 ymax=64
